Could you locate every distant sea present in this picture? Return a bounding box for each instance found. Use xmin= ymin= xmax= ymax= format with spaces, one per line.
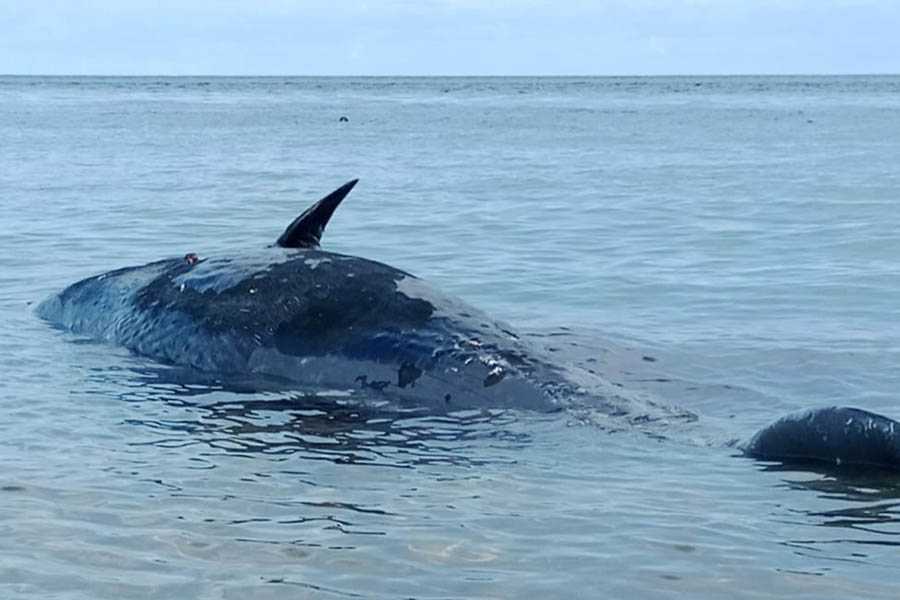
xmin=2 ymin=76 xmax=900 ymax=598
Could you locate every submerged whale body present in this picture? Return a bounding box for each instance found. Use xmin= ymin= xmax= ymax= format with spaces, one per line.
xmin=37 ymin=180 xmax=900 ymax=472
xmin=743 ymin=406 xmax=900 ymax=470
xmin=37 ymin=180 xmax=608 ymax=415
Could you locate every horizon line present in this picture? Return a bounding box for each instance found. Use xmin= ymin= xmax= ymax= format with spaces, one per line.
xmin=1 ymin=72 xmax=898 ymax=79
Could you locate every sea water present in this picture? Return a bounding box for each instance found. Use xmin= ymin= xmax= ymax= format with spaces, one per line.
xmin=1 ymin=76 xmax=900 ymax=598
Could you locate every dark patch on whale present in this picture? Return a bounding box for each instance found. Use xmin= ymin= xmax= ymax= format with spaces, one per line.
xmin=398 ymin=361 xmax=423 ymax=388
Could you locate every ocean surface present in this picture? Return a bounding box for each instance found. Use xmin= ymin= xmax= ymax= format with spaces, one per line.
xmin=2 ymin=75 xmax=900 ymax=598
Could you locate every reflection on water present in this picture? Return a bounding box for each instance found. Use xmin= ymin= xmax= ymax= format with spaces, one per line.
xmin=746 ymin=462 xmax=900 ymax=564
xmin=811 ymin=502 xmax=900 ymax=543
xmin=115 ymin=366 xmax=534 ymax=471
xmin=117 ymin=362 xmax=900 ymax=537
xmin=766 ymin=465 xmax=900 ymax=503
xmin=2 ymin=348 xmax=899 ymax=598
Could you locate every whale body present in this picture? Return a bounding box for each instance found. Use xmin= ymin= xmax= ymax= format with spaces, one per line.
xmin=37 ymin=180 xmax=625 ymax=416
xmin=743 ymin=406 xmax=900 ymax=470
xmin=37 ymin=180 xmax=900 ymax=472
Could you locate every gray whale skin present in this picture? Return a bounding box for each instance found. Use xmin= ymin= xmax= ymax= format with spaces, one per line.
xmin=37 ymin=180 xmax=900 ymax=472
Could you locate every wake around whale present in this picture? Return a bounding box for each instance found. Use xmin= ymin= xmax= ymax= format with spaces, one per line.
xmin=37 ymin=180 xmax=900 ymax=471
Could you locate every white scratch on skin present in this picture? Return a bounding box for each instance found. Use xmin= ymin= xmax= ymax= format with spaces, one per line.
xmin=249 ymin=288 xmax=257 ymax=294
xmin=179 ymin=283 xmax=185 ymax=292
xmin=304 ymin=258 xmax=332 ymax=269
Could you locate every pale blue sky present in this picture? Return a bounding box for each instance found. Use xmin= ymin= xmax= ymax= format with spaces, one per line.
xmin=2 ymin=1 xmax=897 ymax=75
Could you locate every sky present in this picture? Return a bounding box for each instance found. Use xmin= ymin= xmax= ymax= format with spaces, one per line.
xmin=1 ymin=1 xmax=898 ymax=76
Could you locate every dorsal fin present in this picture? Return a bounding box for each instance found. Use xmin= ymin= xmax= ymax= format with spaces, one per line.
xmin=276 ymin=179 xmax=359 ymax=248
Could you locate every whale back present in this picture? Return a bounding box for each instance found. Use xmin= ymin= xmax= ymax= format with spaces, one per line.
xmin=744 ymin=406 xmax=900 ymax=470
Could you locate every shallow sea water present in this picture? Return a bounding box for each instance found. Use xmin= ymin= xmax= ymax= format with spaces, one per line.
xmin=2 ymin=76 xmax=900 ymax=598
